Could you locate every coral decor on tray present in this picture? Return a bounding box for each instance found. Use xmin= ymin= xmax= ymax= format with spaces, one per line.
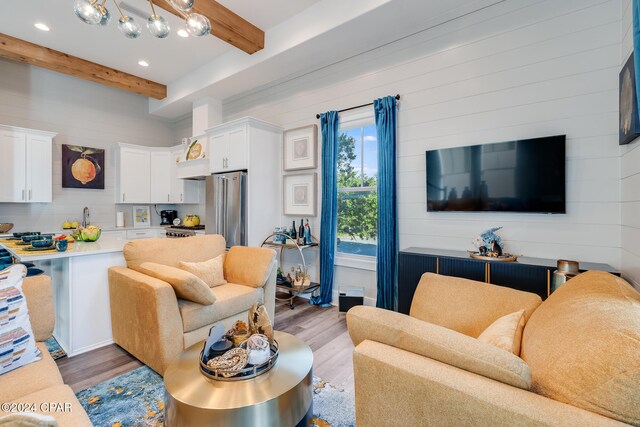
xmin=470 ymin=226 xmax=518 ymax=262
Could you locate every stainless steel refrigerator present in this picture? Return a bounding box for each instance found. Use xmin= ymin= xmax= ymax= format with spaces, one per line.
xmin=205 ymin=171 xmax=247 ymax=247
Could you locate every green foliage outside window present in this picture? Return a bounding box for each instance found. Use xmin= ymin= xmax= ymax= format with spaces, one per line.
xmin=337 ymin=132 xmax=378 ymax=242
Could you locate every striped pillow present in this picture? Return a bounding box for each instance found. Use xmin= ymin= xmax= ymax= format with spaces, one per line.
xmin=0 ymin=265 xmax=41 ymax=375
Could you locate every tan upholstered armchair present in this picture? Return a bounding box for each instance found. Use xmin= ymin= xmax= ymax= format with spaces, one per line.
xmin=347 ymin=272 xmax=639 ymax=426
xmin=108 ymin=235 xmax=276 ymax=375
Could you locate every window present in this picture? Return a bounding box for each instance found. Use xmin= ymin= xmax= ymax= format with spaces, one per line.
xmin=336 ymin=116 xmax=378 ymax=257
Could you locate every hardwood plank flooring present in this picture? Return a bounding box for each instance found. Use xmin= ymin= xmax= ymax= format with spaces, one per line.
xmin=56 ymin=297 xmax=354 ymax=394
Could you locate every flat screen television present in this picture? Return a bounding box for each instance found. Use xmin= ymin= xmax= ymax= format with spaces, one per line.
xmin=426 ymin=135 xmax=566 ymax=213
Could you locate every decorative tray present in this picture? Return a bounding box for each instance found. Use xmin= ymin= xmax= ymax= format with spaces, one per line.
xmin=468 ymin=251 xmax=518 ymax=262
xmin=199 ymin=339 xmax=279 ymax=382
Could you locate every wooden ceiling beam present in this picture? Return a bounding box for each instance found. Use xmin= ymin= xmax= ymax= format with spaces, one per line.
xmin=152 ymin=0 xmax=264 ymax=54
xmin=0 ymin=33 xmax=167 ymax=100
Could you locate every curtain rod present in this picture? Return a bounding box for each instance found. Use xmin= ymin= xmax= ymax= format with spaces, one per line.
xmin=315 ymin=94 xmax=400 ymax=119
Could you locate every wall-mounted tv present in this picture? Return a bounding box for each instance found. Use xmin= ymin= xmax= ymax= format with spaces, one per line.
xmin=426 ymin=135 xmax=566 ymax=213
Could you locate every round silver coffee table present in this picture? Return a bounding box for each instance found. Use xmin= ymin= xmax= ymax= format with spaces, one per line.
xmin=164 ymin=331 xmax=313 ymax=427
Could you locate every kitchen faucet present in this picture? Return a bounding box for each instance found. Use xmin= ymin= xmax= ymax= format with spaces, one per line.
xmin=82 ymin=207 xmax=90 ymax=228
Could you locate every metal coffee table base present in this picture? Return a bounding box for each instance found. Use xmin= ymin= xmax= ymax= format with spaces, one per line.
xmin=164 ymin=331 xmax=314 ymax=427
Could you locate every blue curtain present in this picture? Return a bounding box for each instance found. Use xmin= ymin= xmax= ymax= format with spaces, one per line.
xmin=634 ymin=0 xmax=640 ymax=112
xmin=374 ymin=96 xmax=398 ymax=310
xmin=311 ymin=111 xmax=339 ymax=307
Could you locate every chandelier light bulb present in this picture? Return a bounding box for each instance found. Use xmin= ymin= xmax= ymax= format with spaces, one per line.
xmin=97 ymin=5 xmax=111 ymax=26
xmin=147 ymin=14 xmax=171 ymax=38
xmin=169 ymin=0 xmax=194 ymax=12
xmin=185 ymin=13 xmax=210 ymax=37
xmin=74 ymin=0 xmax=102 ymax=25
xmin=118 ymin=16 xmax=142 ymax=39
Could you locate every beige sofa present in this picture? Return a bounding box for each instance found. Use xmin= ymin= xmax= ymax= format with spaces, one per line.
xmin=347 ymin=271 xmax=640 ymax=426
xmin=0 ymin=276 xmax=92 ymax=426
xmin=108 ymin=235 xmax=276 ymax=375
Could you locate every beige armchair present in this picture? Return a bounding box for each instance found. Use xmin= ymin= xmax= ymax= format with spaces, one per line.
xmin=347 ymin=272 xmax=639 ymax=426
xmin=108 ymin=235 xmax=276 ymax=375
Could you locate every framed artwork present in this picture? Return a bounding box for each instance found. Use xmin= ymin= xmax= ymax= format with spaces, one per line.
xmin=133 ymin=206 xmax=151 ymax=228
xmin=283 ymin=125 xmax=318 ymax=171
xmin=620 ymin=52 xmax=640 ymax=145
xmin=283 ymin=173 xmax=317 ymax=216
xmin=62 ymin=145 xmax=105 ymax=189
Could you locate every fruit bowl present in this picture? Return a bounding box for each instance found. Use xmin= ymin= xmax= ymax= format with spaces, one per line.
xmin=75 ymin=226 xmax=101 ymax=242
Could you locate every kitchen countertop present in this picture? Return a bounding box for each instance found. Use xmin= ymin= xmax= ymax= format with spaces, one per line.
xmin=0 ymin=235 xmax=131 ymax=262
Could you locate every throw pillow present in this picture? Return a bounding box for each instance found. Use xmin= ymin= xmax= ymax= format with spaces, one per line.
xmin=0 ymin=265 xmax=41 ymax=376
xmin=136 ymin=262 xmax=216 ymax=306
xmin=178 ymin=254 xmax=226 ymax=288
xmin=477 ymin=309 xmax=526 ymax=355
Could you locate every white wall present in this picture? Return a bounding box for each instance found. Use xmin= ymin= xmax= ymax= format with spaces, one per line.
xmin=0 ymin=58 xmax=194 ymax=230
xmin=620 ymin=0 xmax=640 ymax=288
xmin=224 ymin=0 xmax=623 ymax=304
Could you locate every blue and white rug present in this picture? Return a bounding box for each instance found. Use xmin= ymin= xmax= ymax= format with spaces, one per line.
xmin=75 ymin=366 xmax=355 ymax=427
xmin=44 ymin=336 xmax=66 ymax=361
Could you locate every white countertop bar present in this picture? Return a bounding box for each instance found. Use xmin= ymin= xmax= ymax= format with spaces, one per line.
xmin=0 ymin=235 xmax=130 ymax=262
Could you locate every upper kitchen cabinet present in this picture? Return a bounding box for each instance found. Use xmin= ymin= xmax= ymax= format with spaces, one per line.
xmin=115 ymin=144 xmax=150 ymax=203
xmin=0 ymin=125 xmax=56 ymax=203
xmin=209 ymin=124 xmax=248 ymax=173
xmin=150 ymin=151 xmax=171 ymax=203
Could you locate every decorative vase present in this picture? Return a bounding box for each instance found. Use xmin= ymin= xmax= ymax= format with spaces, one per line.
xmin=551 ymin=260 xmax=580 ymax=294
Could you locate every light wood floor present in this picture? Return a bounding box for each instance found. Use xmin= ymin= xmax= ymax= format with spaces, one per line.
xmin=56 ymin=297 xmax=355 ymax=394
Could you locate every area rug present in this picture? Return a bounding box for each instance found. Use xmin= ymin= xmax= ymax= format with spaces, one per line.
xmin=44 ymin=336 xmax=66 ymax=360
xmin=75 ymin=366 xmax=355 ymax=427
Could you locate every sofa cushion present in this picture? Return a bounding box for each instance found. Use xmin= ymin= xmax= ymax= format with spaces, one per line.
xmin=135 ymin=262 xmax=215 ymax=306
xmin=477 ymin=309 xmax=526 ymax=355
xmin=348 ymin=306 xmax=532 ymax=390
xmin=179 ymin=254 xmax=226 ymax=287
xmin=0 ymin=412 xmax=58 ymax=426
xmin=410 ymin=273 xmax=542 ymax=338
xmin=3 ymin=384 xmax=92 ymax=426
xmin=0 ymin=265 xmax=41 ymax=376
xmin=224 ymin=247 xmax=276 ymax=288
xmin=178 ymin=283 xmax=264 ymax=333
xmin=123 ymin=235 xmax=226 ymax=270
xmin=0 ymin=343 xmax=63 ymax=403
xmin=520 ymin=271 xmax=640 ymax=425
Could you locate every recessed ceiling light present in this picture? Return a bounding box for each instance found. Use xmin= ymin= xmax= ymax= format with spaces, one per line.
xmin=34 ymin=23 xmax=50 ymax=32
xmin=177 ymin=29 xmax=189 ymax=38
xmin=138 ymin=60 xmax=149 ymax=67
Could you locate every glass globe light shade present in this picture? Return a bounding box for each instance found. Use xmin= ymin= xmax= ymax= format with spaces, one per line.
xmin=147 ymin=15 xmax=171 ymax=38
xmin=118 ymin=16 xmax=142 ymax=39
xmin=74 ymin=0 xmax=102 ymax=25
xmin=185 ymin=13 xmax=211 ymax=37
xmin=97 ymin=5 xmax=111 ymax=26
xmin=169 ymin=0 xmax=194 ymax=12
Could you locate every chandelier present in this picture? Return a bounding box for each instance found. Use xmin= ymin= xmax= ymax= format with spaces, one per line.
xmin=73 ymin=0 xmax=211 ymax=39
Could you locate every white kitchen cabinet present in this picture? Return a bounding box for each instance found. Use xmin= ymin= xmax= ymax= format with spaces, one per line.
xmin=170 ymin=148 xmax=200 ymax=204
xmin=116 ymin=145 xmax=150 ymax=203
xmin=150 ymin=151 xmax=171 ymax=203
xmin=209 ymin=124 xmax=248 ymax=173
xmin=205 ymin=117 xmax=283 ymax=247
xmin=0 ymin=125 xmax=55 ymax=203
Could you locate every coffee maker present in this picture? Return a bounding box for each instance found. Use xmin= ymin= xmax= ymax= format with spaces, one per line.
xmin=160 ymin=210 xmax=178 ymax=226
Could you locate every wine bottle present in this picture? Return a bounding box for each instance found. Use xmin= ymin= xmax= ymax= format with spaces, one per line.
xmin=298 ymin=218 xmax=305 ymax=244
xmin=291 ymin=221 xmax=297 ymax=240
xmin=304 ymin=219 xmax=311 ymax=245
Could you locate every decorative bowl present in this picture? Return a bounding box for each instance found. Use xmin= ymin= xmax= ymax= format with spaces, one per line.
xmin=13 ymin=232 xmax=40 ymax=238
xmin=22 ymin=234 xmax=53 ymax=243
xmin=0 ymin=223 xmax=13 ymax=233
xmin=31 ymin=239 xmax=54 ymax=248
xmin=79 ymin=227 xmax=101 ymax=242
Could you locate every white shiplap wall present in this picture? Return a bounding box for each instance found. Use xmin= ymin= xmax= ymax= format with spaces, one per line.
xmin=224 ymin=0 xmax=623 ymax=303
xmin=620 ymin=0 xmax=640 ymax=288
xmin=0 ymin=58 xmax=189 ymax=230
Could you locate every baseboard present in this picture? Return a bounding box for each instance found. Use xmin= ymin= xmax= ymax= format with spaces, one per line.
xmin=65 ymin=339 xmax=115 ymax=357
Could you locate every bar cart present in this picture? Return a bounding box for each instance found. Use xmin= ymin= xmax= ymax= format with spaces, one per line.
xmin=260 ymin=233 xmax=319 ymax=309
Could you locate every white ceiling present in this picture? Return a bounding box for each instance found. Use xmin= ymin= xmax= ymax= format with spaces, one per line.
xmin=0 ymin=0 xmax=321 ymax=83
